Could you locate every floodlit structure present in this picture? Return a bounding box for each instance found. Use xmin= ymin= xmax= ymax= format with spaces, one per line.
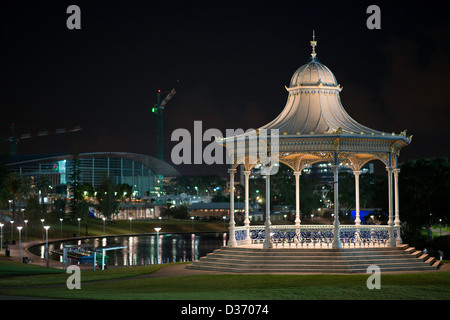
xmin=6 ymin=152 xmax=180 ymax=198
xmin=220 ymin=33 xmax=412 ymax=249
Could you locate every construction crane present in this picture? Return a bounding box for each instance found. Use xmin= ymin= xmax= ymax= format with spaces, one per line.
xmin=1 ymin=123 xmax=83 ymax=156
xmin=151 ymin=88 xmax=175 ymax=197
xmin=152 ymin=88 xmax=176 ymax=161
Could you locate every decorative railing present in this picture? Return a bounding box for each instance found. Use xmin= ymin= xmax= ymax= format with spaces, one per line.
xmin=234 ymin=225 xmax=395 ymax=248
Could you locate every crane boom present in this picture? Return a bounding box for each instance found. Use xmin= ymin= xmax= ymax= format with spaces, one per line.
xmin=152 ymin=88 xmax=176 ymax=161
xmin=4 ymin=124 xmax=83 ymax=155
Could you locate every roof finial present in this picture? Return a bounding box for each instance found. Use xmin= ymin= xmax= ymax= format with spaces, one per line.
xmin=310 ymin=30 xmax=317 ymax=59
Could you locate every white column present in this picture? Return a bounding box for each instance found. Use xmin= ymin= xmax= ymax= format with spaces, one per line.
xmin=294 ymin=171 xmax=301 ymax=227
xmin=393 ymin=168 xmax=402 ymax=245
xmin=386 ymin=166 xmax=395 ymax=247
xmin=332 ymin=164 xmax=342 ymax=249
xmin=263 ymin=174 xmax=272 ymax=248
xmin=243 ymin=170 xmax=251 ymax=244
xmin=353 ymin=170 xmax=361 ymax=227
xmin=227 ymin=168 xmax=237 ymax=247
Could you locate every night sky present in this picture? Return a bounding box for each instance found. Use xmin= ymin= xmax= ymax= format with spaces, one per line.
xmin=1 ymin=1 xmax=449 ymax=176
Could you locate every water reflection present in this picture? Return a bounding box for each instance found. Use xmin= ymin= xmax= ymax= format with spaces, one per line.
xmin=29 ymin=232 xmax=227 ymax=268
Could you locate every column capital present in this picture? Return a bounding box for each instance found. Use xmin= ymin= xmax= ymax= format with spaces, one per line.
xmin=353 ymin=170 xmax=362 ymax=176
xmin=228 ymin=168 xmax=237 ymax=175
xmin=293 ymin=171 xmax=302 ymax=176
xmin=393 ymin=168 xmax=400 ymax=175
xmin=385 ymin=166 xmax=394 ymax=172
xmin=243 ymin=170 xmax=251 ymax=176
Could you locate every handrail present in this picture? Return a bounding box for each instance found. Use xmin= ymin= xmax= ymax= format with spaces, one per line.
xmin=233 ymin=224 xmax=394 ymax=248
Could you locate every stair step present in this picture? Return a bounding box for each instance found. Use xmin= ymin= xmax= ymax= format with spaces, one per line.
xmin=405 ymin=247 xmax=416 ymax=254
xmin=187 ymin=244 xmax=442 ymax=274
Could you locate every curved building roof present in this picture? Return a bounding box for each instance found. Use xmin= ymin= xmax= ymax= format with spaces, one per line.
xmin=259 ymin=36 xmax=383 ymax=136
xmin=289 ymin=58 xmax=337 ymax=87
xmin=6 ymin=152 xmax=180 ymax=177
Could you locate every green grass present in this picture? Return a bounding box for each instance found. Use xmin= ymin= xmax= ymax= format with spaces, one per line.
xmin=0 ymin=259 xmax=66 ymax=277
xmin=0 ymin=259 xmax=165 ymax=287
xmin=1 ymin=260 xmax=449 ymax=300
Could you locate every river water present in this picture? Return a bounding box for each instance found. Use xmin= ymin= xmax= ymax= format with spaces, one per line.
xmin=28 ymin=232 xmax=228 ymax=267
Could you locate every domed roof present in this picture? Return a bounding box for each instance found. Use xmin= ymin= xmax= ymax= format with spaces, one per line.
xmin=289 ymin=58 xmax=338 ymax=87
xmin=258 ymin=33 xmax=383 ymax=136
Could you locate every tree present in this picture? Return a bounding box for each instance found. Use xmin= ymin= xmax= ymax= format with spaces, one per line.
xmin=5 ymin=172 xmax=22 ymax=222
xmin=96 ymin=176 xmax=119 ymax=220
xmin=160 ymin=202 xmax=173 ymax=219
xmin=117 ymin=183 xmax=132 ymax=202
xmin=69 ymin=152 xmax=83 ymax=218
xmin=399 ymin=157 xmax=450 ymax=242
xmin=36 ymin=175 xmax=51 ymax=216
xmin=172 ymin=205 xmax=189 ymax=219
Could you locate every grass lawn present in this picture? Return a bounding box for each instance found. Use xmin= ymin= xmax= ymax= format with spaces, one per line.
xmin=0 ymin=259 xmax=164 ymax=287
xmin=1 ymin=260 xmax=449 ymax=300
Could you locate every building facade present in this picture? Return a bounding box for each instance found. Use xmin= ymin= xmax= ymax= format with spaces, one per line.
xmin=6 ymin=152 xmax=180 ymax=198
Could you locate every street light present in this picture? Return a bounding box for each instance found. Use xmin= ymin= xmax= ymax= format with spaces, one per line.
xmin=24 ymin=220 xmax=28 ymax=242
xmin=190 ymin=216 xmax=195 ymax=232
xmin=10 ymin=221 xmax=14 ymax=242
xmin=17 ymin=226 xmax=23 ymax=261
xmin=77 ymin=218 xmax=81 ymax=236
xmin=44 ymin=225 xmax=50 ymax=267
xmin=41 ymin=219 xmax=45 ymax=239
xmin=0 ymin=223 xmax=3 ymax=254
xmin=60 ymin=218 xmax=63 ymax=237
xmin=129 ymin=217 xmax=132 ymax=232
xmin=154 ymin=227 xmax=161 ymax=264
xmin=102 ymin=217 xmax=106 ymax=234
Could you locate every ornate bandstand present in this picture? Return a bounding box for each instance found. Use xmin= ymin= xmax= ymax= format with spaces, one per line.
xmin=221 ymin=33 xmax=412 ymax=250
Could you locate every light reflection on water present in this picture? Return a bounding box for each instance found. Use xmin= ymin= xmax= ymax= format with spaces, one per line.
xmin=29 ymin=232 xmax=228 ymax=267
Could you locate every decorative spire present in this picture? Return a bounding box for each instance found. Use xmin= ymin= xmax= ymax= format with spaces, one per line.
xmin=310 ymin=30 xmax=317 ymax=59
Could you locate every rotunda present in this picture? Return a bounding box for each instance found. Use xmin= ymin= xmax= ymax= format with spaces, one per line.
xmin=220 ymin=33 xmax=412 ymax=249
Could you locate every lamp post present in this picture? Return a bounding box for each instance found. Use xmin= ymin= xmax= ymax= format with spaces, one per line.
xmin=17 ymin=226 xmax=23 ymax=261
xmin=24 ymin=220 xmax=28 ymax=242
xmin=41 ymin=219 xmax=45 ymax=239
xmin=44 ymin=225 xmax=50 ymax=267
xmin=60 ymin=218 xmax=63 ymax=237
xmin=77 ymin=218 xmax=81 ymax=237
xmin=129 ymin=217 xmax=132 ymax=232
xmin=10 ymin=221 xmax=14 ymax=242
xmin=190 ymin=216 xmax=195 ymax=232
xmin=0 ymin=223 xmax=3 ymax=254
xmin=154 ymin=227 xmax=161 ymax=264
xmin=223 ymin=216 xmax=226 ymax=230
xmin=102 ymin=217 xmax=106 ymax=234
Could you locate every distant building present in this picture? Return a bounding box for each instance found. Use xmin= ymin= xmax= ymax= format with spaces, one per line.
xmin=188 ymin=202 xmax=245 ymax=220
xmin=6 ymin=152 xmax=180 ymax=199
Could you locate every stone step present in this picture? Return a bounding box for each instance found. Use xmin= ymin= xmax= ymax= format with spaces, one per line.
xmin=186 ymin=262 xmax=438 ymax=274
xmin=187 ymin=244 xmax=442 ymax=274
xmin=200 ymin=255 xmax=436 ymax=267
xmin=204 ymin=253 xmax=422 ymax=264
